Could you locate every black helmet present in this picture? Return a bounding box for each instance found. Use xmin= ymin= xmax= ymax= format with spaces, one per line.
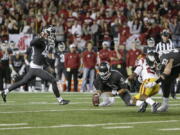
xmin=146 ymin=51 xmax=156 ymax=67
xmin=147 ymin=37 xmax=155 ymax=47
xmin=42 ymin=25 xmax=56 ymax=40
xmin=58 ymin=42 xmax=65 ymax=52
xmin=98 ymin=62 xmax=111 ymax=80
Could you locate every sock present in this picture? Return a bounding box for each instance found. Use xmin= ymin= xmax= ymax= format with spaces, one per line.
xmin=145 ymin=97 xmax=155 ymax=106
xmin=136 ymin=100 xmax=144 ymax=107
xmin=57 ymin=97 xmax=63 ymax=102
xmin=162 ymin=97 xmax=169 ymax=105
xmin=4 ymin=89 xmax=9 ymax=95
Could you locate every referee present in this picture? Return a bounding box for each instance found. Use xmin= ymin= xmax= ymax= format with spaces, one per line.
xmin=156 ymin=29 xmax=175 ymax=57
xmin=155 ymin=29 xmax=177 ymax=112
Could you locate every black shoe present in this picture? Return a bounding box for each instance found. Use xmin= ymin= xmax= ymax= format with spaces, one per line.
xmin=1 ymin=91 xmax=7 ymax=103
xmin=138 ymin=102 xmax=148 ymax=112
xmin=152 ymin=102 xmax=161 ymax=113
xmin=171 ymin=93 xmax=176 ymax=99
xmin=59 ymin=99 xmax=70 ymax=105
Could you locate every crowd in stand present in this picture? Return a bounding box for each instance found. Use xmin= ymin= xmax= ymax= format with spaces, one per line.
xmin=0 ymin=0 xmax=179 ymax=47
xmin=0 ymin=0 xmax=180 ymax=92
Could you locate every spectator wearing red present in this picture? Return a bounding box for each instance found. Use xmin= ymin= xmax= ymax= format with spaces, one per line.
xmin=81 ymin=41 xmax=97 ymax=92
xmin=119 ymin=22 xmax=131 ymax=45
xmin=110 ymin=44 xmax=127 ymax=77
xmin=65 ymin=44 xmax=80 ymax=92
xmin=99 ymin=41 xmax=110 ymax=63
xmin=126 ymin=41 xmax=142 ymax=75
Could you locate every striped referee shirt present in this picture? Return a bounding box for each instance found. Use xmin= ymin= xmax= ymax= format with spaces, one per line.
xmin=156 ymin=39 xmax=175 ymax=57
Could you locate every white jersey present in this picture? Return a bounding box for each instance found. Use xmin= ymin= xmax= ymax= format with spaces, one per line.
xmin=134 ymin=57 xmax=158 ymax=82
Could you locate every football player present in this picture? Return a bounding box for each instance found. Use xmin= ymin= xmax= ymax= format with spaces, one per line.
xmin=9 ymin=49 xmax=26 ymax=82
xmin=145 ymin=49 xmax=180 ymax=112
xmin=127 ymin=52 xmax=161 ymax=112
xmin=55 ymin=42 xmax=67 ymax=81
xmin=93 ymin=62 xmax=133 ymax=107
xmin=143 ymin=37 xmax=156 ymax=54
xmin=1 ymin=26 xmax=70 ymax=105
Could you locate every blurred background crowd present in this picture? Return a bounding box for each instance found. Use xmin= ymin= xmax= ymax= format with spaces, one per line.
xmin=0 ymin=0 xmax=180 ymax=92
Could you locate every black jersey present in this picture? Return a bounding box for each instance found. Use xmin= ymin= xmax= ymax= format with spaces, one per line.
xmin=11 ymin=55 xmax=25 ymax=72
xmin=0 ymin=48 xmax=12 ymax=67
xmin=143 ymin=46 xmax=156 ymax=54
xmin=55 ymin=50 xmax=66 ymax=67
xmin=26 ymin=47 xmax=32 ymax=62
xmin=159 ymin=49 xmax=180 ymax=68
xmin=30 ymin=37 xmax=49 ymax=66
xmin=94 ymin=70 xmax=127 ymax=92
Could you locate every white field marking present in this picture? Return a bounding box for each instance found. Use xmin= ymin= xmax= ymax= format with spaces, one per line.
xmin=103 ymin=126 xmax=133 ymax=129
xmin=159 ymin=128 xmax=180 ymax=131
xmin=169 ymin=104 xmax=180 ymax=106
xmin=0 ymin=102 xmax=91 ymax=106
xmin=1 ymin=103 xmax=180 ymax=113
xmin=0 ymin=120 xmax=178 ymax=131
xmin=152 ymin=97 xmax=180 ymax=100
xmin=0 ymin=108 xmax=126 ymax=114
xmin=0 ymin=123 xmax=28 ymax=127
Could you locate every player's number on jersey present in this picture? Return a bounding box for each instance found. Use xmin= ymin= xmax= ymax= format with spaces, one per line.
xmin=42 ymin=46 xmax=49 ymax=57
xmin=60 ymin=54 xmax=65 ymax=63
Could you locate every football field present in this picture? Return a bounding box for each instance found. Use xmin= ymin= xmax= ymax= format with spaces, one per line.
xmin=0 ymin=92 xmax=180 ymax=135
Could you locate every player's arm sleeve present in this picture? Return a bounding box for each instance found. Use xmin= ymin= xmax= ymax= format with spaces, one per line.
xmin=94 ymin=75 xmax=103 ymax=90
xmin=134 ymin=65 xmax=142 ymax=76
xmin=118 ymin=75 xmax=128 ymax=89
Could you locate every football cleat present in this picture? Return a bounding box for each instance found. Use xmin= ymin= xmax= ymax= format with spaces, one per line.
xmin=157 ymin=104 xmax=168 ymax=112
xmin=138 ymin=102 xmax=148 ymax=112
xmin=1 ymin=91 xmax=7 ymax=103
xmin=152 ymin=102 xmax=161 ymax=113
xmin=59 ymin=99 xmax=70 ymax=105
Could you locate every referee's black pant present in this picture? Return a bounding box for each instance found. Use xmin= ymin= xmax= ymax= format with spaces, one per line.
xmin=161 ymin=66 xmax=180 ymax=98
xmin=8 ymin=68 xmax=60 ymax=97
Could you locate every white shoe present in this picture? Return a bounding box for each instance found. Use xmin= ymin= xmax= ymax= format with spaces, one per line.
xmin=157 ymin=104 xmax=168 ymax=112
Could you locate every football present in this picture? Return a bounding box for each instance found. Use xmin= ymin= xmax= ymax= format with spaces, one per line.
xmin=92 ymin=94 xmax=100 ymax=106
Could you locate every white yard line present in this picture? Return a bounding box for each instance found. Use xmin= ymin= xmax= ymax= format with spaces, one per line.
xmin=103 ymin=126 xmax=133 ymax=129
xmin=0 ymin=108 xmax=124 ymax=114
xmin=159 ymin=128 xmax=180 ymax=131
xmin=0 ymin=102 xmax=91 ymax=106
xmin=0 ymin=120 xmax=178 ymax=130
xmin=0 ymin=123 xmax=28 ymax=127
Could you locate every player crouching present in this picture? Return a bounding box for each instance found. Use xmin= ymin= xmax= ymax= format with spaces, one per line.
xmin=127 ymin=52 xmax=161 ymax=112
xmin=92 ymin=62 xmax=134 ymax=107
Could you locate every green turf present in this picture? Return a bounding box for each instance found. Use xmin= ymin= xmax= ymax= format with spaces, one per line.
xmin=0 ymin=92 xmax=180 ymax=135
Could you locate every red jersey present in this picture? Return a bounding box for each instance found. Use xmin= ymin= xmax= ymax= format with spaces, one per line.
xmin=82 ymin=50 xmax=97 ymax=68
xmin=99 ymin=49 xmax=110 ymax=63
xmin=126 ymin=49 xmax=142 ymax=67
xmin=65 ymin=52 xmax=80 ymax=69
xmin=110 ymin=50 xmax=124 ymax=65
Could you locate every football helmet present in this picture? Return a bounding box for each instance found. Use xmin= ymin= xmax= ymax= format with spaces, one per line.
xmin=58 ymin=42 xmax=65 ymax=52
xmin=42 ymin=25 xmax=56 ymax=41
xmin=98 ymin=62 xmax=111 ymax=80
xmin=146 ymin=51 xmax=156 ymax=68
xmin=147 ymin=37 xmax=155 ymax=47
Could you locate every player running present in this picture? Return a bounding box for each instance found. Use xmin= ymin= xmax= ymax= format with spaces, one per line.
xmin=127 ymin=52 xmax=161 ymax=112
xmin=145 ymin=49 xmax=180 ymax=112
xmin=1 ymin=26 xmax=70 ymax=105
